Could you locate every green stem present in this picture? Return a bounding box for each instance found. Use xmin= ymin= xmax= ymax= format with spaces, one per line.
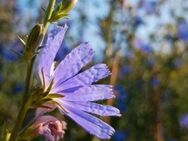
xmin=8 ymin=0 xmax=56 ymax=141
xmin=9 ymin=57 xmax=36 ymax=141
xmin=43 ymin=0 xmax=56 ymax=32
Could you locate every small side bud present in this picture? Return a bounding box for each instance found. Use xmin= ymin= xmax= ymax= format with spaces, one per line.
xmin=50 ymin=0 xmax=77 ymax=22
xmin=61 ymin=0 xmax=77 ymax=13
xmin=23 ymin=24 xmax=44 ymax=60
xmin=20 ymin=116 xmax=66 ymax=141
xmin=26 ymin=24 xmax=43 ymax=51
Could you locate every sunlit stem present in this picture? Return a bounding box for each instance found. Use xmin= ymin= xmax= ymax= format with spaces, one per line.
xmin=43 ymin=0 xmax=56 ymax=33
xmin=8 ymin=0 xmax=56 ymax=141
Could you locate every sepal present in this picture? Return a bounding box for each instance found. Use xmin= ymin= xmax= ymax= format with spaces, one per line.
xmin=17 ymin=34 xmax=27 ymax=47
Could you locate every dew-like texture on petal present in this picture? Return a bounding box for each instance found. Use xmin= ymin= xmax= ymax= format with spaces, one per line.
xmin=52 ymin=64 xmax=111 ymax=92
xmin=62 ymin=85 xmax=114 ymax=101
xmin=37 ymin=25 xmax=68 ymax=86
xmin=53 ymin=43 xmax=94 ymax=88
xmin=61 ymin=102 xmax=115 ymax=139
xmin=64 ymin=101 xmax=121 ymax=116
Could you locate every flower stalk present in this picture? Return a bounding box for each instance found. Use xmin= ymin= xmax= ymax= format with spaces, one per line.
xmin=8 ymin=0 xmax=56 ymax=141
xmin=43 ymin=0 xmax=56 ymax=33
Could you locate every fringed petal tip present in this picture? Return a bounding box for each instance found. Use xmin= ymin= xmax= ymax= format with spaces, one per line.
xmin=81 ymin=42 xmax=95 ymax=55
xmin=95 ymin=64 xmax=111 ymax=79
xmin=71 ymin=101 xmax=122 ymax=117
xmin=61 ymin=24 xmax=68 ymax=30
xmin=56 ymin=24 xmax=68 ymax=31
xmin=48 ymin=24 xmax=68 ymax=40
xmin=103 ymin=64 xmax=112 ymax=76
xmin=114 ymin=110 xmax=122 ymax=117
xmin=108 ymin=85 xmax=116 ymax=98
xmin=97 ymin=126 xmax=115 ymax=139
xmin=60 ymin=103 xmax=117 ymax=139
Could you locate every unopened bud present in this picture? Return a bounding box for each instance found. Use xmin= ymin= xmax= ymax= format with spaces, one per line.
xmin=61 ymin=0 xmax=77 ymax=13
xmin=50 ymin=0 xmax=77 ymax=22
xmin=26 ymin=24 xmax=43 ymax=52
xmin=23 ymin=24 xmax=43 ymax=60
xmin=34 ymin=116 xmax=66 ymax=141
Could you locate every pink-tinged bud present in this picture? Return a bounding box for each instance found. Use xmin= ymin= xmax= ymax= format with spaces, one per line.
xmin=33 ymin=116 xmax=66 ymax=141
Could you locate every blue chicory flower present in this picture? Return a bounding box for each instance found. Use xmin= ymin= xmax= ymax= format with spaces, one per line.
xmin=177 ymin=22 xmax=188 ymax=42
xmin=115 ymin=85 xmax=127 ymax=113
xmin=140 ymin=0 xmax=158 ymax=14
xmin=150 ymin=76 xmax=159 ymax=89
xmin=180 ymin=114 xmax=188 ymax=128
xmin=112 ymin=130 xmax=128 ymax=141
xmin=35 ymin=25 xmax=121 ymax=139
xmin=132 ymin=15 xmax=143 ymax=28
xmin=1 ymin=41 xmax=22 ymax=61
xmin=134 ymin=39 xmax=153 ymax=54
xmin=121 ymin=65 xmax=132 ymax=75
xmin=55 ymin=42 xmax=70 ymax=62
xmin=0 ymin=73 xmax=3 ymax=85
xmin=12 ymin=83 xmax=24 ymax=94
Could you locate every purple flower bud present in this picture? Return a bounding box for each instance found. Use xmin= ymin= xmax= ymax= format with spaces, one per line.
xmin=32 ymin=116 xmax=66 ymax=141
